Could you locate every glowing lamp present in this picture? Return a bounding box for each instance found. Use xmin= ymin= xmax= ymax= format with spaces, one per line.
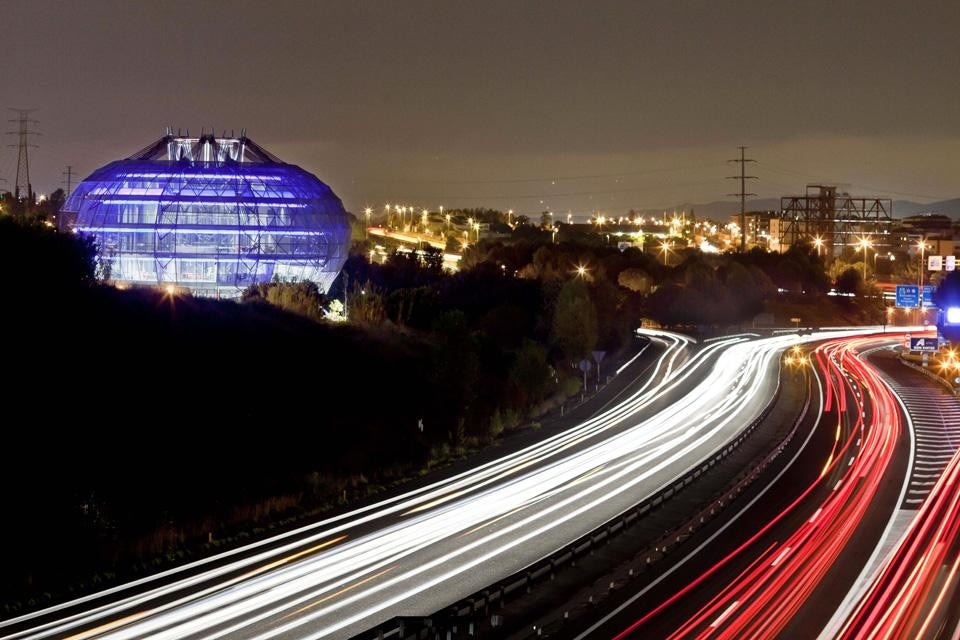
xmin=946 ymin=306 xmax=960 ymax=324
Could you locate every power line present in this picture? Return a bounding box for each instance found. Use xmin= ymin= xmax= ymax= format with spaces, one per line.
xmin=6 ymin=108 xmax=40 ymax=202
xmin=340 ymin=177 xmax=720 ymax=203
xmin=763 ymin=163 xmax=952 ymax=201
xmin=360 ymin=162 xmax=722 ymax=186
xmin=727 ymin=146 xmax=757 ymax=252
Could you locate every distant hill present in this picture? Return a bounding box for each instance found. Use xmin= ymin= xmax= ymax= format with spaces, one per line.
xmin=639 ymin=198 xmax=960 ymax=221
xmin=893 ymin=198 xmax=960 ymax=218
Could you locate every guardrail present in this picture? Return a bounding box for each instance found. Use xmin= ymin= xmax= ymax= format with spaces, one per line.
xmin=353 ymin=367 xmax=802 ymax=640
xmin=898 ymin=355 xmax=960 ymax=396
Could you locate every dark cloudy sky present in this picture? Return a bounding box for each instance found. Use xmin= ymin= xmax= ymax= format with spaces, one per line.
xmin=3 ymin=0 xmax=959 ymax=216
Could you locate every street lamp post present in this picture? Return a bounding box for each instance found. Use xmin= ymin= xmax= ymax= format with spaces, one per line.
xmin=917 ymin=239 xmax=929 ymax=322
xmin=660 ymin=240 xmax=672 ymax=266
xmin=364 ymin=207 xmax=372 ymax=239
xmin=857 ymin=237 xmax=872 ymax=282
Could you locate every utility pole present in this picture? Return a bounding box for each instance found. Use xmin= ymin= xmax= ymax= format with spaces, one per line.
xmin=7 ymin=108 xmax=40 ymax=202
xmin=727 ymin=146 xmax=756 ymax=253
xmin=62 ymin=165 xmax=75 ymax=197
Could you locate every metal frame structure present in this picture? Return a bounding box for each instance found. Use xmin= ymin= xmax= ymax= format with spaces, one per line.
xmin=64 ymin=129 xmax=351 ymax=297
xmin=779 ymin=185 xmax=894 ymax=255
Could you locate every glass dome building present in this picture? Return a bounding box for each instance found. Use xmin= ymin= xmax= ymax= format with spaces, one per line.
xmin=63 ymin=129 xmax=351 ymax=297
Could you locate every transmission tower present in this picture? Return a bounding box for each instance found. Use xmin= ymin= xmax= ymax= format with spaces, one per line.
xmin=7 ymin=108 xmax=40 ymax=202
xmin=62 ymin=165 xmax=74 ymax=196
xmin=727 ymin=145 xmax=757 ymax=252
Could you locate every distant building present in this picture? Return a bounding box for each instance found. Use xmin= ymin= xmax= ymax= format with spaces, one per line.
xmin=63 ymin=130 xmax=351 ymax=297
xmin=893 ymin=213 xmax=957 ymax=257
xmin=729 ymin=210 xmax=778 ymax=250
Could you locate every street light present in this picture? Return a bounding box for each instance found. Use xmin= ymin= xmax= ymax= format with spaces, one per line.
xmin=812 ymin=235 xmax=824 ymax=257
xmin=917 ymin=238 xmax=929 ymax=288
xmin=917 ymin=238 xmax=929 ymax=321
xmin=857 ymin=237 xmax=872 ymax=282
xmin=574 ymin=263 xmax=589 ymax=278
xmin=660 ymin=240 xmax=673 ymax=266
xmin=364 ymin=207 xmax=372 ymax=238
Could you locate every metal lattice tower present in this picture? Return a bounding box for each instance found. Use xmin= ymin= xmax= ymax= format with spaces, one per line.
xmin=7 ymin=108 xmax=40 ymax=201
xmin=779 ymin=185 xmax=894 ymax=255
xmin=62 ymin=165 xmax=74 ymax=196
xmin=727 ymin=146 xmax=757 ymax=252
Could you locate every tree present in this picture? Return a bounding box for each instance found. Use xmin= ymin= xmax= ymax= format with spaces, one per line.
xmin=0 ymin=216 xmax=97 ymax=290
xmin=835 ymin=268 xmax=862 ymax=295
xmin=242 ymin=280 xmax=326 ymax=321
xmin=420 ymin=246 xmax=443 ymax=273
xmin=724 ymin=262 xmax=764 ymax=320
xmin=551 ymin=277 xmax=598 ymax=361
xmin=348 ymin=282 xmax=386 ymax=325
xmin=429 ymin=310 xmax=480 ymax=437
xmin=508 ymin=340 xmax=552 ymax=407
xmin=617 ymin=267 xmax=653 ymax=293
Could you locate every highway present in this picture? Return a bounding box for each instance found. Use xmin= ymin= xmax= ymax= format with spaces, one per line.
xmin=834 ymin=355 xmax=960 ymax=640
xmin=0 ymin=328 xmax=881 ymax=640
xmin=579 ymin=332 xmax=953 ymax=640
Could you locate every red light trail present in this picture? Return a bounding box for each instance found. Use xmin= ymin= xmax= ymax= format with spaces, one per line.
xmin=614 ymin=334 xmax=906 ymax=640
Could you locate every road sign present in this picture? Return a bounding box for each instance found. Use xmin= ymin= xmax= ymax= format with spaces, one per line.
xmin=946 ymin=255 xmax=956 ymax=271
xmin=928 ymin=255 xmax=943 ymax=271
xmin=896 ymin=285 xmax=919 ymax=308
xmin=923 ymin=285 xmax=934 ymax=306
xmin=910 ymin=337 xmax=938 ymax=352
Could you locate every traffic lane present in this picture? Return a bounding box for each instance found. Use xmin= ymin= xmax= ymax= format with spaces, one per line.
xmin=675 ymin=339 xmax=907 ymax=639
xmin=1 ymin=337 xmax=681 ymax=640
xmin=586 ymin=338 xmax=908 ymax=640
xmin=16 ymin=332 xmax=841 ymax=640
xmin=835 ymin=353 xmax=960 ymax=639
xmin=206 ymin=343 xmax=783 ymax=639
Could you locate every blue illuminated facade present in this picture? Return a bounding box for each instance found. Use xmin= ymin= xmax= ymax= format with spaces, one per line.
xmin=64 ymin=130 xmax=351 ymax=297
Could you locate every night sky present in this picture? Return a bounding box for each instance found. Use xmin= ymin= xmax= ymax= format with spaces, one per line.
xmin=3 ymin=0 xmax=959 ymax=217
